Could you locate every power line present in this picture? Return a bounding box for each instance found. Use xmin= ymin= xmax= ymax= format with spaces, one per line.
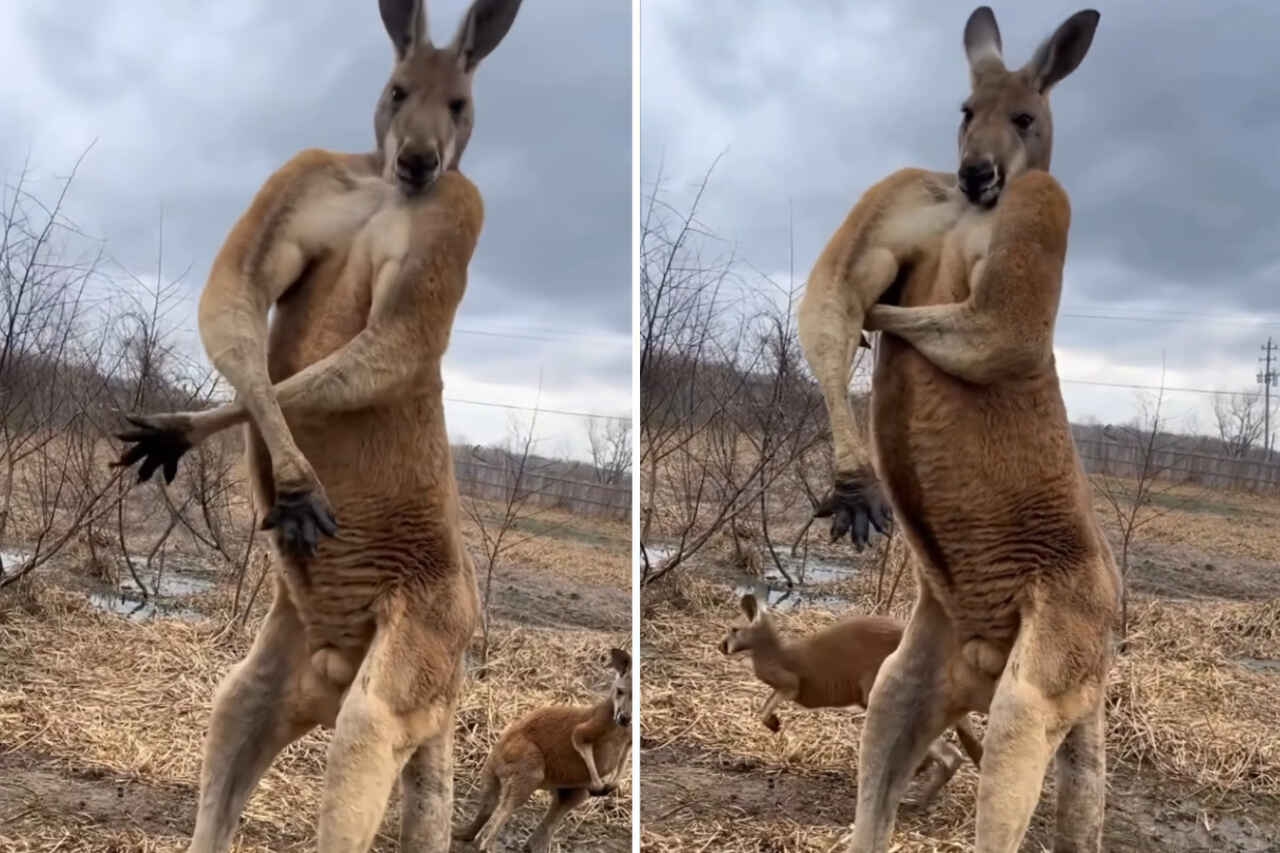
xmin=1059 ymin=378 xmax=1259 ymax=397
xmin=453 ymin=327 xmax=627 ymax=345
xmin=1059 ymin=311 xmax=1280 ymax=328
xmin=444 ymin=397 xmax=628 ymax=422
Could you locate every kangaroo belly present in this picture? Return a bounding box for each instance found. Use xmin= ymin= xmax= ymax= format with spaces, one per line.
xmin=871 ymin=339 xmax=1093 ymax=640
xmin=252 ymin=226 xmax=473 ymax=652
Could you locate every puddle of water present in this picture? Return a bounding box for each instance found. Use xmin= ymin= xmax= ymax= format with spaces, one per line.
xmin=730 ymin=581 xmax=851 ymax=612
xmin=86 ymin=591 xmax=203 ymax=622
xmin=644 ymin=539 xmax=860 ymax=612
xmin=1236 ymin=657 xmax=1280 ymax=674
xmin=94 ymin=561 xmax=213 ymax=622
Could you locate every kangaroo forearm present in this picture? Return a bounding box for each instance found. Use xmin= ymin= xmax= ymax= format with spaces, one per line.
xmin=188 ymin=331 xmax=436 ymax=440
xmin=866 ymin=302 xmax=1045 ymax=385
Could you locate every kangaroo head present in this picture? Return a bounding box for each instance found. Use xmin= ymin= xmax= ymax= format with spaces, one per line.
xmin=374 ymin=0 xmax=522 ymax=196
xmin=718 ymin=594 xmax=775 ymax=656
xmin=956 ymin=6 xmax=1099 ymax=207
xmin=607 ymin=647 xmax=632 ymax=728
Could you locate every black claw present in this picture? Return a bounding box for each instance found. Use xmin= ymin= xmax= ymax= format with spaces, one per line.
xmin=112 ymin=413 xmax=192 ymax=485
xmin=814 ymin=466 xmax=894 ymax=551
xmin=264 ymin=490 xmax=338 ymax=558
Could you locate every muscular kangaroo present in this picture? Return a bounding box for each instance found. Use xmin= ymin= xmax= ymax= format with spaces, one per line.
xmin=797 ymin=6 xmax=1099 ymax=552
xmin=797 ymin=8 xmax=1117 ymax=853
xmin=113 ymin=2 xmax=522 ymax=851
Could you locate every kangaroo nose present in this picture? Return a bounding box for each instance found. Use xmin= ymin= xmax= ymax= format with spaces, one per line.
xmin=959 ymin=159 xmax=996 ymax=196
xmin=395 ymin=149 xmax=440 ymax=188
xmin=617 ymin=713 xmax=631 ymax=727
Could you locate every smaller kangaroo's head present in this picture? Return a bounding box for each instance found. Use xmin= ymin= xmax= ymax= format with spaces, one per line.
xmin=718 ymin=594 xmax=775 ymax=656
xmin=374 ymin=0 xmax=522 ymax=196
xmin=956 ymin=6 xmax=1099 ymax=207
xmin=607 ymin=647 xmax=632 ymax=729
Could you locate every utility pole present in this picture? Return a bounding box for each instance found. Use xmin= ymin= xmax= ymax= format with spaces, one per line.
xmin=1258 ymin=337 xmax=1278 ymax=456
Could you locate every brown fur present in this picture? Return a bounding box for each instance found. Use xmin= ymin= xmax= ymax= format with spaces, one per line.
xmin=796 ymin=8 xmax=1113 ymax=852
xmin=456 ymin=649 xmax=632 ymax=852
xmin=718 ymin=595 xmax=983 ymax=808
xmin=111 ymin=3 xmax=522 ymax=852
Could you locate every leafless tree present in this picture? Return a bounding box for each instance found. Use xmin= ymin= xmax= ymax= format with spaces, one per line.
xmin=638 ymin=159 xmax=829 ymax=587
xmin=1212 ymin=389 xmax=1267 ymax=459
xmin=463 ymin=395 xmax=565 ymax=671
xmin=1091 ymin=365 xmax=1199 ymax=648
xmin=585 ymin=415 xmax=631 ymax=486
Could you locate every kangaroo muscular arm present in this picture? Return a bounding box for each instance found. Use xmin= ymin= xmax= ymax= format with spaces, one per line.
xmin=176 ymin=172 xmax=483 ymax=440
xmin=195 ymin=148 xmax=389 ymax=488
xmin=797 ymin=168 xmax=946 ymax=479
xmin=864 ymin=169 xmax=1071 ymax=385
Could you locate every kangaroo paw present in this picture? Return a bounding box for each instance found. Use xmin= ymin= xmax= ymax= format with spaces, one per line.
xmin=112 ymin=413 xmax=194 ymax=485
xmin=813 ymin=464 xmax=894 ymax=552
xmin=262 ymin=489 xmax=339 ymax=557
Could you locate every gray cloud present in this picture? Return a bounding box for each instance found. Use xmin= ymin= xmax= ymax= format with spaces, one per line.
xmin=2 ymin=0 xmax=631 ymax=457
xmin=641 ymin=0 xmax=1280 ymax=430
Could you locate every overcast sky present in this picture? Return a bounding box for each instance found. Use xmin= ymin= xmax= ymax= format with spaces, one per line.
xmin=1 ymin=0 xmax=631 ymax=461
xmin=640 ymin=0 xmax=1280 ymax=438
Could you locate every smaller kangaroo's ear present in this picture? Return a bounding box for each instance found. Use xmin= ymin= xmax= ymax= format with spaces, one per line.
xmin=608 ymin=647 xmax=631 ymax=675
xmin=739 ymin=594 xmax=760 ymax=622
xmin=380 ymin=0 xmax=428 ymax=60
xmin=451 ymin=0 xmax=522 ymax=72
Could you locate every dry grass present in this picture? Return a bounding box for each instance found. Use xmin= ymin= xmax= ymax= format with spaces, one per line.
xmin=639 ymin=482 xmax=1280 ymax=852
xmin=0 ymin=501 xmax=631 ymax=852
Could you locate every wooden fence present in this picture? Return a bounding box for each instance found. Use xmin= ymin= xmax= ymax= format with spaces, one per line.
xmin=1072 ymin=425 xmax=1280 ymax=493
xmin=452 ymin=451 xmax=631 ymax=521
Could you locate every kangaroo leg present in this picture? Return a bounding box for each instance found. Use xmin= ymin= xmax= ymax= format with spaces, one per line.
xmin=453 ymin=769 xmax=500 ymax=842
xmin=474 ymin=766 xmax=540 ymax=853
xmin=845 ymin=587 xmax=961 ymax=852
xmin=1051 ymin=697 xmax=1106 ymax=852
xmin=758 ymin=687 xmax=793 ymax=733
xmin=187 ymin=577 xmax=342 ymax=853
xmin=526 ymin=788 xmax=590 ymax=853
xmin=954 ymin=714 xmax=985 ymax=769
xmin=974 ymin=616 xmax=1107 ymax=853
xmin=316 ymin=593 xmax=469 ymax=853
xmin=904 ymin=739 xmax=965 ymax=810
xmin=399 ymin=723 xmax=455 ymax=852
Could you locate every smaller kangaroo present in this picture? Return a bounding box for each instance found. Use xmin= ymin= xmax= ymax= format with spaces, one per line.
xmin=719 ymin=594 xmax=983 ymax=807
xmin=455 ymin=648 xmax=633 ymax=852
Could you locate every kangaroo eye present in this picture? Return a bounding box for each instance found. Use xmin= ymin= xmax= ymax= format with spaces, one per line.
xmin=449 ymin=98 xmax=468 ymax=118
xmin=1012 ymin=112 xmax=1034 ymax=130
xmin=389 ymin=85 xmax=408 ymax=106
xmin=961 ymin=106 xmax=974 ymax=125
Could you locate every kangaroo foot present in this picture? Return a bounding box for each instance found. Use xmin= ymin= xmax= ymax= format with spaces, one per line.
xmin=588 ymin=783 xmax=616 ymax=797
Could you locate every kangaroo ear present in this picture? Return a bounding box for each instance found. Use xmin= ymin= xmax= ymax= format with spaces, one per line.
xmin=379 ymin=0 xmax=428 ymax=60
xmin=1022 ymin=9 xmax=1100 ymax=94
xmin=739 ymin=594 xmax=760 ymax=621
xmin=608 ymin=647 xmax=631 ymax=675
xmin=451 ymin=0 xmax=522 ymax=72
xmin=963 ymin=6 xmax=1004 ymax=78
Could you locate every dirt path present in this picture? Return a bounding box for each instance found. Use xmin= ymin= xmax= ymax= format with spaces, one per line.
xmin=639 ymin=744 xmax=1280 ymax=852
xmin=489 ymin=560 xmax=630 ymax=633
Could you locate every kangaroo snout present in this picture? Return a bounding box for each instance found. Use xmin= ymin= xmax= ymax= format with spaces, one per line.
xmin=959 ymin=158 xmax=1000 ymax=205
xmin=615 ymin=711 xmax=631 ymax=728
xmin=394 ymin=146 xmax=441 ymax=193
